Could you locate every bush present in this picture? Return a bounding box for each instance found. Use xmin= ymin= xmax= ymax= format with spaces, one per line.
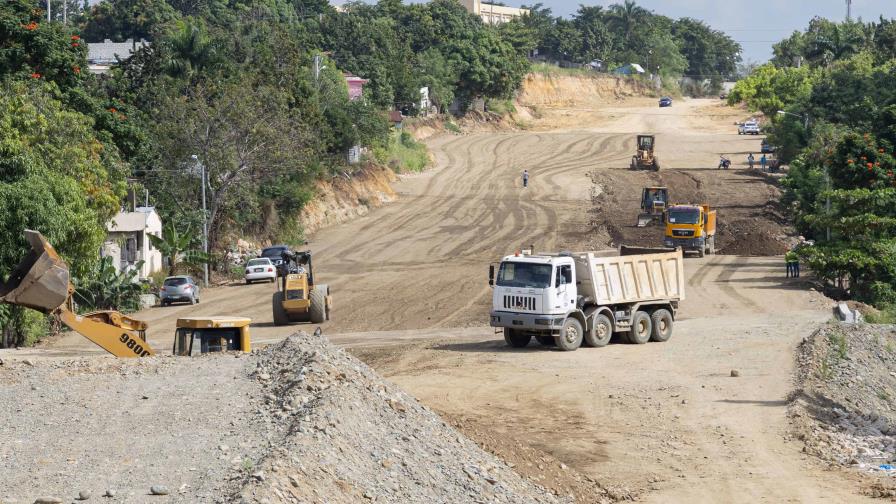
xmin=374 ymin=130 xmax=430 ymax=173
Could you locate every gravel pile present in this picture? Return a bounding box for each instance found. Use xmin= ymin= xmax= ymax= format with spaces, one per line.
xmin=791 ymin=323 xmax=896 ymax=496
xmin=232 ymin=334 xmax=568 ymax=504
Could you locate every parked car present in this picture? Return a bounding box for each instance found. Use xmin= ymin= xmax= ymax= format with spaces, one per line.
xmin=244 ymin=257 xmax=276 ymax=284
xmin=738 ymin=120 xmax=760 ymax=135
xmin=160 ymin=276 xmax=200 ymax=306
xmin=659 ymin=97 xmax=673 ymax=107
xmin=761 ymin=139 xmax=776 ymax=153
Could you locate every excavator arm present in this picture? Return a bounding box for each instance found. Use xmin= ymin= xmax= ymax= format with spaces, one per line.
xmin=0 ymin=230 xmax=155 ymax=357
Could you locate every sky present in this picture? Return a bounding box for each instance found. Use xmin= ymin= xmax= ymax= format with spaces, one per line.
xmin=331 ymin=1 xmax=896 ymax=63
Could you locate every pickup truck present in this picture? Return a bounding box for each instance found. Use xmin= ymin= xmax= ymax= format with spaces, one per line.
xmin=738 ymin=121 xmax=760 ymax=135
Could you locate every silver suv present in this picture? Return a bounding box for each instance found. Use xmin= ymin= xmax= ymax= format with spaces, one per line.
xmin=160 ymin=276 xmax=201 ymax=306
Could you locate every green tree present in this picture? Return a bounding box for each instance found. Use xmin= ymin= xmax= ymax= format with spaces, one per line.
xmin=82 ymin=0 xmax=178 ymax=42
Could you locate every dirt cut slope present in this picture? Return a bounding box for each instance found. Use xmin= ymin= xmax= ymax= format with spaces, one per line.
xmin=791 ymin=323 xmax=896 ymax=498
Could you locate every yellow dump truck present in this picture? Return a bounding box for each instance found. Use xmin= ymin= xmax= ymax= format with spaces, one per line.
xmin=663 ymin=204 xmax=717 ymax=257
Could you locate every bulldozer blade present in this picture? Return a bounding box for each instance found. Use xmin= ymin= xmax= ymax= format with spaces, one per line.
xmin=0 ymin=230 xmax=70 ymax=313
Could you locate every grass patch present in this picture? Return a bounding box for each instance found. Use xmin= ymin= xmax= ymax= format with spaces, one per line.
xmin=864 ymin=305 xmax=896 ymax=324
xmin=828 ymin=329 xmax=849 ymax=361
xmin=444 ymin=121 xmax=461 ymax=134
xmin=374 ymin=130 xmax=430 ymax=173
xmin=530 ymin=62 xmax=595 ymax=78
xmin=485 ymin=98 xmax=516 ymax=116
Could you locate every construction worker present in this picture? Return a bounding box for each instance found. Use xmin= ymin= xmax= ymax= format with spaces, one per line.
xmin=522 ymin=169 xmax=529 ymax=188
xmin=747 ymin=153 xmax=755 ymax=169
xmin=760 ymin=154 xmax=768 ymax=172
xmin=785 ymin=248 xmax=799 ymax=278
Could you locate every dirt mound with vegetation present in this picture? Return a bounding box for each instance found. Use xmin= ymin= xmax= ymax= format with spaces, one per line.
xmin=790 ymin=324 xmax=896 ymax=498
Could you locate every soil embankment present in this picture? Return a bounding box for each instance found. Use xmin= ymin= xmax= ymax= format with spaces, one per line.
xmin=299 ymin=163 xmax=398 ymax=236
xmin=791 ymin=323 xmax=896 ymax=498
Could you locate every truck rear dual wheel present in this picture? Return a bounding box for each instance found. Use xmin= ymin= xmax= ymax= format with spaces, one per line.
xmin=504 ymin=329 xmax=531 ymax=348
xmin=584 ymin=314 xmax=613 ymax=347
xmin=650 ymin=309 xmax=674 ymax=342
xmin=555 ymin=318 xmax=583 ymax=351
xmin=627 ymin=311 xmax=652 ymax=344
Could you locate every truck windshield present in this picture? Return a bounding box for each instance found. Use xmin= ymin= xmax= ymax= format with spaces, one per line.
xmin=497 ymin=262 xmax=552 ymax=288
xmin=667 ymin=210 xmax=700 ymax=224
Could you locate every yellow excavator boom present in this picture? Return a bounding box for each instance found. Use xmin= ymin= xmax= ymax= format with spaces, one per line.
xmin=0 ymin=230 xmax=155 ymax=357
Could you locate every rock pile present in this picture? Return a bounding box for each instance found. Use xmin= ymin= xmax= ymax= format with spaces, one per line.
xmin=231 ymin=333 xmax=569 ymax=503
xmin=790 ymin=323 xmax=896 ymax=492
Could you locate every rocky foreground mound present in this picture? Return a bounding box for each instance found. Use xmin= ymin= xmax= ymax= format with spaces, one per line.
xmin=0 ymin=331 xmax=579 ymax=503
xmin=791 ymin=323 xmax=896 ymax=497
xmin=232 ymin=333 xmax=572 ymax=503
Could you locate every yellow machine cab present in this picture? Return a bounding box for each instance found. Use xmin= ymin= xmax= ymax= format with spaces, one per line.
xmin=173 ymin=316 xmax=252 ymax=356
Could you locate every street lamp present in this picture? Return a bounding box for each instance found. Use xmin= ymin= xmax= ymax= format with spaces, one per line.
xmin=191 ymin=154 xmax=209 ymax=287
xmin=777 ymin=110 xmax=829 ymax=241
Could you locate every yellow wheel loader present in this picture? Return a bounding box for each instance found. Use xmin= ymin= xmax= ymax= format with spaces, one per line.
xmin=272 ymin=250 xmax=331 ymax=326
xmin=0 ymin=230 xmax=155 ymax=357
xmin=636 ymin=186 xmax=670 ymax=227
xmin=630 ymin=134 xmax=660 ymax=171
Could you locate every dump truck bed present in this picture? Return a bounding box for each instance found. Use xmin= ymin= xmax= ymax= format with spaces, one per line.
xmin=573 ymin=247 xmax=685 ymax=306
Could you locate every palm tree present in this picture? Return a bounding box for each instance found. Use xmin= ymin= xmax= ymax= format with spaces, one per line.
xmin=148 ymin=222 xmax=196 ymax=276
xmin=607 ymin=0 xmax=647 ymax=41
xmin=161 ymin=21 xmax=216 ymax=80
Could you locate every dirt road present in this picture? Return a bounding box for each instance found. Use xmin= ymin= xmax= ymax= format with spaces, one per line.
xmin=31 ymin=98 xmax=870 ymax=501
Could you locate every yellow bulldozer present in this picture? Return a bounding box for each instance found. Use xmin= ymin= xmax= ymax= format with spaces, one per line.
xmin=1 ymin=230 xmax=252 ymax=357
xmin=271 ymin=249 xmax=331 ymax=326
xmin=630 ymin=134 xmax=660 ymax=171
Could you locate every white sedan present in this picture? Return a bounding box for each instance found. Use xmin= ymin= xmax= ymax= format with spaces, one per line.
xmin=244 ymin=258 xmax=277 ymax=284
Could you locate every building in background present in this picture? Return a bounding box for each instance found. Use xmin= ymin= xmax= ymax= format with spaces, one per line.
xmin=458 ymin=0 xmax=528 ymax=24
xmin=103 ymin=207 xmax=163 ymax=279
xmin=87 ymin=39 xmax=149 ymax=74
xmin=344 ymin=73 xmax=369 ymax=101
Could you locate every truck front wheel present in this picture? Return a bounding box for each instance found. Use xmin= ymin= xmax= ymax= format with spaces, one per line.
xmin=627 ymin=311 xmax=652 ymax=344
xmin=584 ymin=314 xmax=613 ymax=347
xmin=555 ymin=318 xmax=583 ymax=351
xmin=504 ymin=329 xmax=531 ymax=348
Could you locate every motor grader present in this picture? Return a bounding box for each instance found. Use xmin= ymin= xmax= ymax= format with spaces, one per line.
xmin=0 ymin=230 xmax=251 ymax=357
xmin=630 ymin=134 xmax=660 ymax=171
xmin=271 ymin=249 xmax=331 ymax=326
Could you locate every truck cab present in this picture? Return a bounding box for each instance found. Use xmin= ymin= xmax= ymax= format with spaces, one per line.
xmin=663 ymin=204 xmax=716 ymax=257
xmin=489 ymin=253 xmax=577 ymax=332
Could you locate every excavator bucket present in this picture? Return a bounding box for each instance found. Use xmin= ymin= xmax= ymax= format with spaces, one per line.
xmin=0 ymin=230 xmax=70 ymax=313
xmin=636 ymin=213 xmax=653 ymax=227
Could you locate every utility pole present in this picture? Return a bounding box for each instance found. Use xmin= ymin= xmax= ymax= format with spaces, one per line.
xmin=191 ymin=155 xmax=209 ymax=287
xmin=846 ymin=0 xmax=852 ymax=21
xmin=63 ymin=0 xmax=67 ymax=25
xmin=46 ymin=0 xmax=50 ymax=22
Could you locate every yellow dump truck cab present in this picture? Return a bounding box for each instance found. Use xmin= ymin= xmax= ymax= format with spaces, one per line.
xmin=663 ymin=204 xmax=717 ymax=257
xmin=172 ymin=316 xmax=251 ymax=356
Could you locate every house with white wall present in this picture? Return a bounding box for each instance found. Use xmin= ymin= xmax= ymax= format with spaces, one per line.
xmin=103 ymin=207 xmax=163 ymax=279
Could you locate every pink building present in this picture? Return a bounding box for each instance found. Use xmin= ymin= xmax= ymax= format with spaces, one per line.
xmin=344 ymin=73 xmax=368 ymax=101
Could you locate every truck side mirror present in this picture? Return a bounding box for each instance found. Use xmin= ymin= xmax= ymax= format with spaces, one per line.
xmin=488 ymin=265 xmax=494 ymax=286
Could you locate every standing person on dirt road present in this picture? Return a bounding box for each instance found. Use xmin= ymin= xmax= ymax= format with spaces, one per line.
xmin=748 ymin=153 xmax=755 ymax=169
xmin=760 ymin=154 xmax=768 ymax=172
xmin=785 ymin=248 xmax=800 ymax=278
xmin=522 ymin=169 xmax=529 ymax=189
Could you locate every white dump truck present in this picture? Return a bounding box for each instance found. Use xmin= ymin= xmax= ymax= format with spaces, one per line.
xmin=488 ymin=246 xmax=685 ymax=351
